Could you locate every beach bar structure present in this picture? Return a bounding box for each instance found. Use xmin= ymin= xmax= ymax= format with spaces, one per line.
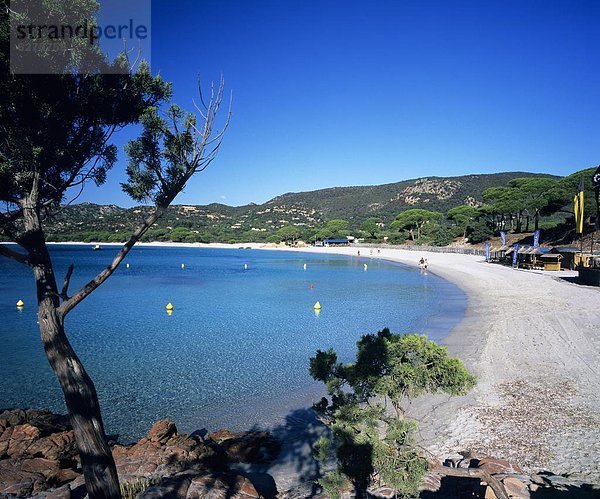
xmin=540 ymin=252 xmax=563 ymax=271
xmin=322 ymin=237 xmax=350 ymax=246
xmin=488 ymin=245 xmax=509 ymax=262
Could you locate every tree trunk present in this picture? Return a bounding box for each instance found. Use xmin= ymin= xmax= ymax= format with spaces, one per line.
xmin=22 ymin=203 xmax=121 ymax=499
xmin=534 ymin=210 xmax=540 ymax=231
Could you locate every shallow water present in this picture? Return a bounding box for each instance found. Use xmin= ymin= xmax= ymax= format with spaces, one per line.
xmin=0 ymin=245 xmax=466 ymax=442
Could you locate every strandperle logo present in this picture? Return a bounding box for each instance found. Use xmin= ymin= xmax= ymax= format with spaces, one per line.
xmin=9 ymin=0 xmax=151 ymax=74
xmin=14 ymin=19 xmax=149 ymax=46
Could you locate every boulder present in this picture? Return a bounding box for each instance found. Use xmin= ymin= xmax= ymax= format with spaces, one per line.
xmin=207 ymin=430 xmax=280 ymax=463
xmin=113 ymin=428 xmax=225 ymax=479
xmin=477 ymin=457 xmax=523 ymax=475
xmin=502 ymin=477 xmax=530 ymax=498
xmin=185 ymin=472 xmax=260 ymax=499
xmin=137 ymin=472 xmax=261 ymax=499
xmin=148 ymin=419 xmax=178 ymax=444
xmin=0 ymin=457 xmax=73 ymax=496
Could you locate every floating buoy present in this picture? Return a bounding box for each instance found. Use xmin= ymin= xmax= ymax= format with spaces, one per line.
xmin=310 ymin=283 xmax=314 ymax=289
xmin=181 ymin=263 xmax=185 ymax=269
xmin=126 ymin=263 xmax=130 ymax=269
xmin=303 ymin=263 xmax=307 ymax=270
xmin=313 ymin=301 xmax=321 ymax=310
xmin=166 ymin=309 xmax=173 ymax=316
xmin=364 ymin=263 xmax=368 ymax=271
xmin=244 ymin=263 xmax=248 ymax=270
xmin=16 ymin=299 xmax=24 ymax=308
xmin=166 ymin=302 xmax=174 ymax=311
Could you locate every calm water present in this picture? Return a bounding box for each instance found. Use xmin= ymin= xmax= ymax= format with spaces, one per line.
xmin=0 ymin=245 xmax=466 ymax=442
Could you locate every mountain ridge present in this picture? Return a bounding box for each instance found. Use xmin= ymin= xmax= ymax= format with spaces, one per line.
xmin=44 ymin=171 xmax=559 ymax=243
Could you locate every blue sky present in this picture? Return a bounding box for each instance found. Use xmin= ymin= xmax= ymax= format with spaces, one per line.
xmin=84 ymin=0 xmax=599 ymax=207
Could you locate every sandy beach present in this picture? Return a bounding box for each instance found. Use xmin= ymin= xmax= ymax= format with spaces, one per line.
xmin=48 ymin=241 xmax=600 ymax=480
xmin=266 ymin=245 xmax=600 ymax=481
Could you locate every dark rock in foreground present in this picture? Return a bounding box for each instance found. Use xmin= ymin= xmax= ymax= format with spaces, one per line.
xmin=0 ymin=410 xmax=280 ymax=499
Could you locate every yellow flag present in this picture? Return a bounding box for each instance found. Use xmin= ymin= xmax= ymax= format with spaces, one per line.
xmin=573 ymin=177 xmax=584 ymax=234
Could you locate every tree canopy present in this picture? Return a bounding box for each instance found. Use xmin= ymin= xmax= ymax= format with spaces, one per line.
xmin=310 ymin=329 xmax=476 ymax=498
xmin=315 ymin=219 xmax=349 ymax=240
xmin=390 ymin=209 xmax=442 ymax=241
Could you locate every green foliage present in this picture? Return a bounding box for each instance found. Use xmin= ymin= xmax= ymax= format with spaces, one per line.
xmin=391 ymin=209 xmax=442 ymax=241
xmin=310 ymin=329 xmax=476 ymax=497
xmin=315 ymin=219 xmax=349 ymax=240
xmin=447 ymin=205 xmax=480 ymax=238
xmin=317 ymin=471 xmax=350 ymax=499
xmin=121 ymin=479 xmax=154 ymax=499
xmin=361 ymin=218 xmax=381 ymax=238
xmin=468 ymin=219 xmax=495 ymax=243
xmin=274 ymin=225 xmax=302 ymax=244
xmin=40 ymin=172 xmax=570 ymax=244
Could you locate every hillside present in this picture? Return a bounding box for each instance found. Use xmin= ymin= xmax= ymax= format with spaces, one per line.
xmin=43 ymin=171 xmax=558 ymax=243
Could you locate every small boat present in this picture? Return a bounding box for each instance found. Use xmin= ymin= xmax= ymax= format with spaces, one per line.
xmin=93 ymin=244 xmax=102 ymax=251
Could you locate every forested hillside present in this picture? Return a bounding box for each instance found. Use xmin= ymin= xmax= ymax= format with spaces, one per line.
xmin=41 ymin=170 xmax=593 ymax=245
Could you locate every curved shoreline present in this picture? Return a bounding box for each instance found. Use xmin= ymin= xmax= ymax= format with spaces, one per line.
xmin=276 ymin=245 xmax=600 ymax=480
xmin=35 ymin=242 xmax=600 ymax=480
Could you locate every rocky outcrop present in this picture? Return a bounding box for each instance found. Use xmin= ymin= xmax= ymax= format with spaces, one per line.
xmin=0 ymin=411 xmax=280 ymax=498
xmin=112 ymin=419 xmax=227 ymax=481
xmin=138 ymin=471 xmax=261 ymax=499
xmin=207 ymin=429 xmax=280 ymax=464
xmin=0 ymin=410 xmax=79 ymax=497
xmin=422 ymin=453 xmax=600 ymax=499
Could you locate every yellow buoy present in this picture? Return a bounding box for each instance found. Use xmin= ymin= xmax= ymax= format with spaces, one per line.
xmin=16 ymin=299 xmax=24 ymax=308
xmin=181 ymin=263 xmax=185 ymax=269
xmin=303 ymin=263 xmax=307 ymax=270
xmin=126 ymin=263 xmax=130 ymax=269
xmin=166 ymin=302 xmax=174 ymax=311
xmin=313 ymin=301 xmax=321 ymax=310
xmin=166 ymin=309 xmax=173 ymax=316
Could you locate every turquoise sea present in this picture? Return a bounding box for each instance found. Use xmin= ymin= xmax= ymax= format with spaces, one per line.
xmin=0 ymin=245 xmax=466 ymax=442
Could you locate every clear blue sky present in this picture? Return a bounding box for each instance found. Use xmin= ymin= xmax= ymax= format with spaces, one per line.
xmin=82 ymin=0 xmax=599 ymax=207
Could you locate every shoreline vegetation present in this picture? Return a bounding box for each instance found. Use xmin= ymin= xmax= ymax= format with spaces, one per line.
xmin=43 ymin=241 xmax=600 ymax=480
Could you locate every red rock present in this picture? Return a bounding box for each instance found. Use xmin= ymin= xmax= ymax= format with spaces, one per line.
xmin=140 ymin=476 xmax=192 ymax=499
xmin=477 ymin=457 xmax=523 ymax=475
xmin=502 ymin=477 xmax=530 ymax=498
xmin=28 ymin=430 xmax=77 ymax=460
xmin=7 ymin=423 xmax=41 ymax=457
xmin=148 ymin=419 xmax=177 ymax=444
xmin=184 ymin=473 xmax=260 ymax=499
xmin=0 ymin=458 xmax=58 ymax=496
xmin=208 ymin=430 xmax=280 ymax=463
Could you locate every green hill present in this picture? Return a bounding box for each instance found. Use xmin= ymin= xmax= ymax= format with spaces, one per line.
xmin=43 ymin=171 xmax=558 ymax=243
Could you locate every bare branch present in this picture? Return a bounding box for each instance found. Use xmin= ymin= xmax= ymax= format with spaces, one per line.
xmin=0 ymin=244 xmax=31 ymax=267
xmin=61 ymin=76 xmax=231 ymax=317
xmin=60 ymin=264 xmax=75 ymax=301
xmin=59 ymin=205 xmax=168 ymax=317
